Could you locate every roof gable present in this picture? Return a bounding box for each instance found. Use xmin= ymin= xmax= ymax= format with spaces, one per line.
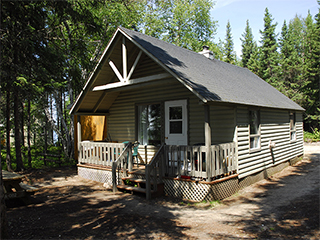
xmin=120 ymin=27 xmax=304 ymax=111
xmin=70 ymin=28 xmax=172 ymax=114
xmin=70 ymin=27 xmax=304 ymax=115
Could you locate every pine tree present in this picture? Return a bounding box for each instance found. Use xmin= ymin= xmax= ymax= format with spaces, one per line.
xmin=224 ymin=20 xmax=236 ymax=64
xmin=247 ymin=42 xmax=260 ymax=76
xmin=302 ymin=10 xmax=320 ymax=130
xmin=1 ymin=0 xmax=144 ymax=167
xmin=278 ymin=20 xmax=290 ymax=93
xmin=259 ymin=8 xmax=279 ymax=85
xmin=240 ymin=20 xmax=255 ymax=68
xmin=278 ymin=18 xmax=304 ymax=104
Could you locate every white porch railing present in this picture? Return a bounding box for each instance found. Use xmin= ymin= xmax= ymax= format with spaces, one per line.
xmin=79 ymin=141 xmax=126 ymax=167
xmin=163 ymin=142 xmax=237 ymax=179
xmin=78 ymin=141 xmax=238 ymax=200
xmin=145 ymin=142 xmax=238 ymax=199
xmin=78 ymin=141 xmax=238 ymax=178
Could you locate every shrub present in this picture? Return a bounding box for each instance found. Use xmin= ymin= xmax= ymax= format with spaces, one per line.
xmin=304 ymin=128 xmax=320 ymax=142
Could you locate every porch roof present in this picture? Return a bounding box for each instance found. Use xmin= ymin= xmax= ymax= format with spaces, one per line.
xmin=70 ymin=27 xmax=304 ymax=115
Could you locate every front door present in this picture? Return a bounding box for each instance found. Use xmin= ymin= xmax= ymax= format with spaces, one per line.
xmin=165 ymin=100 xmax=188 ymax=145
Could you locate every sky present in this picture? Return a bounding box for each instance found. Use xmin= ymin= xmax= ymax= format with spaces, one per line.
xmin=211 ymin=0 xmax=319 ymax=57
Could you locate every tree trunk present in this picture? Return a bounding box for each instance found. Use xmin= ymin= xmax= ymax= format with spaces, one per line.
xmin=60 ymin=91 xmax=64 ymax=151
xmin=6 ymin=90 xmax=12 ymax=171
xmin=27 ymin=98 xmax=32 ymax=168
xmin=50 ymin=95 xmax=54 ymax=144
xmin=14 ymin=91 xmax=24 ymax=171
xmin=44 ymin=124 xmax=47 ymax=166
xmin=0 ymin=141 xmax=9 ymax=239
xmin=20 ymin=100 xmax=25 ymax=148
xmin=45 ymin=92 xmax=75 ymax=161
xmin=1 ymin=70 xmax=9 ymax=240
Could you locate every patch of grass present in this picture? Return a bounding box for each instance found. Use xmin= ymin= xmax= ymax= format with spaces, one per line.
xmin=209 ymin=200 xmax=221 ymax=206
xmin=193 ymin=199 xmax=221 ymax=208
xmin=304 ymin=128 xmax=320 ymax=142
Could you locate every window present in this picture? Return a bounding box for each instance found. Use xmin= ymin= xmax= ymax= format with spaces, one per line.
xmin=290 ymin=112 xmax=296 ymax=141
xmin=249 ymin=110 xmax=261 ymax=150
xmin=137 ymin=104 xmax=161 ymax=146
xmin=169 ymin=106 xmax=183 ymax=134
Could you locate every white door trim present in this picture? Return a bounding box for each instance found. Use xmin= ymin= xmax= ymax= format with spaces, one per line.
xmin=165 ymin=100 xmax=188 ymax=145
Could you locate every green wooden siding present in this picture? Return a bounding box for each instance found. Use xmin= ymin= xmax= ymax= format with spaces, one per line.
xmin=210 ymin=106 xmax=236 ymax=144
xmin=236 ymin=107 xmax=304 ymax=178
xmin=107 ymin=78 xmax=204 ymax=144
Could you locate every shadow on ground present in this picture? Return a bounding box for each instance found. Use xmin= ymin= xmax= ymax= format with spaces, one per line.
xmin=222 ymin=153 xmax=320 ymax=239
xmin=6 ymin=168 xmax=189 ymax=239
xmin=6 ymin=153 xmax=320 ymax=239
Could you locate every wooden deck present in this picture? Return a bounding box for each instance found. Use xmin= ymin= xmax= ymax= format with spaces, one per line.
xmin=77 ymin=141 xmax=238 ymax=200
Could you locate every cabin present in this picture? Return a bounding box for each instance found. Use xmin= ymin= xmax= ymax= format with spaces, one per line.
xmin=70 ymin=27 xmax=304 ymax=201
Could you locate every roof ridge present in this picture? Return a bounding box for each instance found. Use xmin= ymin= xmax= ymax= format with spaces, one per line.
xmin=119 ymin=26 xmax=211 ymax=58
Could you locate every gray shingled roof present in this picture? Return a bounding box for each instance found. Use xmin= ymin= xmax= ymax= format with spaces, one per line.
xmin=120 ymin=27 xmax=304 ymax=111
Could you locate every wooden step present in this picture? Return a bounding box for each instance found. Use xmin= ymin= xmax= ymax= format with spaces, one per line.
xmin=116 ymin=185 xmax=156 ymax=194
xmin=121 ymin=177 xmax=157 ymax=185
xmin=118 ymin=177 xmax=164 ymax=198
xmin=127 ymin=169 xmax=146 ymax=176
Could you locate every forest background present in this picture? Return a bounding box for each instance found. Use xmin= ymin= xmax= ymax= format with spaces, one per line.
xmin=0 ymin=0 xmax=319 ymax=172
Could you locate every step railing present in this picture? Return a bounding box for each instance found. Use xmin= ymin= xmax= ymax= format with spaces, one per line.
xmin=145 ymin=143 xmax=165 ymax=200
xmin=112 ymin=142 xmax=133 ymax=192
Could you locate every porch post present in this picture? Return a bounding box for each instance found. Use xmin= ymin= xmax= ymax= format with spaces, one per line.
xmin=128 ymin=143 xmax=133 ymax=172
xmin=77 ymin=116 xmax=82 ymax=160
xmin=204 ymin=104 xmax=211 ymax=182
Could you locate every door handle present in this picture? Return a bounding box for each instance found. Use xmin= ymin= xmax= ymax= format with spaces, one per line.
xmin=165 ymin=137 xmax=168 ymax=139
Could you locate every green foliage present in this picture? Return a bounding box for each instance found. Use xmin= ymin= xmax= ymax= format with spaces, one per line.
xmin=1 ymin=144 xmax=74 ymax=171
xmin=301 ymin=10 xmax=320 ymax=130
xmin=223 ymin=20 xmax=236 ymax=64
xmin=277 ymin=18 xmax=305 ymax=104
xmin=240 ymin=20 xmax=256 ymax=68
xmin=140 ymin=0 xmax=217 ymax=52
xmin=1 ymin=0 xmax=144 ymax=167
xmin=247 ymin=42 xmax=260 ymax=76
xmin=259 ymin=8 xmax=279 ymax=85
xmin=304 ymin=128 xmax=320 ymax=142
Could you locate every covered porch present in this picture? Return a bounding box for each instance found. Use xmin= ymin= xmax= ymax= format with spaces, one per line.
xmin=77 ymin=140 xmax=238 ymax=200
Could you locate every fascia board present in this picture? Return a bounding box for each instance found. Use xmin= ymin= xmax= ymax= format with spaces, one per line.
xmin=69 ymin=28 xmax=122 ymax=115
xmin=118 ymin=28 xmax=208 ymax=104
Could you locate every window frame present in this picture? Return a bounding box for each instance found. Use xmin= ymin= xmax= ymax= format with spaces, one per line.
xmin=249 ymin=109 xmax=261 ymax=152
xmin=289 ymin=112 xmax=296 ymax=142
xmin=136 ymin=102 xmax=162 ymax=146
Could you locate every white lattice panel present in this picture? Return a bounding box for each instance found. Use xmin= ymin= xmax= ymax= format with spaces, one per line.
xmin=164 ymin=177 xmax=240 ymax=202
xmin=78 ymin=167 xmax=124 ymax=185
xmin=163 ymin=179 xmax=211 ymax=202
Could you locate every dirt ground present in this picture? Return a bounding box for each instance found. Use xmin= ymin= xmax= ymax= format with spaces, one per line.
xmin=5 ymin=143 xmax=320 ymax=239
